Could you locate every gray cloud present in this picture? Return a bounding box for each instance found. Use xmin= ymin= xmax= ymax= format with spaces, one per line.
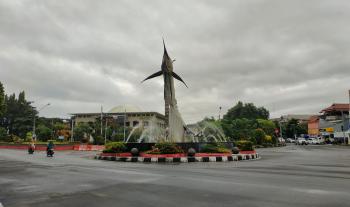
xmin=1 ymin=0 xmax=350 ymax=123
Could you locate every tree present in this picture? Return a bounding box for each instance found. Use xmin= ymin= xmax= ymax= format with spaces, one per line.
xmin=74 ymin=123 xmax=93 ymax=142
xmin=221 ymin=118 xmax=257 ymax=140
xmin=252 ymin=128 xmax=266 ymax=145
xmin=36 ymin=124 xmax=52 ymax=141
xmin=0 ymin=127 xmax=7 ymax=141
xmin=0 ymin=90 xmax=37 ymax=138
xmin=285 ymin=119 xmax=308 ymax=138
xmin=223 ymin=101 xmax=269 ymax=120
xmin=256 ymin=119 xmax=276 ymax=136
xmin=0 ymin=82 xmax=5 ymax=117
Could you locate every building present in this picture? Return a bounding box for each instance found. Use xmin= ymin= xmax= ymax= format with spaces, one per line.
xmin=71 ymin=105 xmax=166 ymax=129
xmin=308 ymin=116 xmax=319 ymax=137
xmin=271 ymin=114 xmax=315 ymax=124
xmin=318 ymin=103 xmax=349 ymax=142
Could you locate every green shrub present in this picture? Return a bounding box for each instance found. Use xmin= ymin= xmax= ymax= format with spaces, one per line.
xmin=200 ymin=143 xmax=231 ymax=153
xmin=103 ymin=142 xmax=127 ymax=153
xmin=11 ymin=134 xmax=24 ymax=143
xmin=25 ymin=132 xmax=33 ymax=142
xmin=147 ymin=142 xmax=184 ymax=154
xmin=252 ymin=128 xmax=266 ymax=145
xmin=235 ymin=140 xmax=254 ymax=151
xmin=94 ymin=135 xmax=105 ymax=145
xmin=0 ymin=127 xmax=7 ymax=141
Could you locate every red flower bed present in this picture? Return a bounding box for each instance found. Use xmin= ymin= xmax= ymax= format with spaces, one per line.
xmin=99 ymin=152 xmax=238 ymax=158
xmin=239 ymin=150 xmax=256 ymax=154
xmin=100 ymin=152 xmax=132 ymax=157
xmin=139 ymin=153 xmax=186 ymax=158
xmin=194 ymin=153 xmax=232 ymax=157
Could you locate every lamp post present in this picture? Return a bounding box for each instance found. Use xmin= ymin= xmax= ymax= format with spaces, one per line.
xmin=71 ymin=116 xmax=74 ymax=142
xmin=33 ymin=103 xmax=50 ymax=141
xmin=124 ymin=109 xmax=126 ymax=142
xmin=279 ymin=117 xmax=283 ymax=138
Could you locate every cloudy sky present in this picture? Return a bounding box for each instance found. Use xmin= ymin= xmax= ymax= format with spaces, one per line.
xmin=1 ymin=0 xmax=350 ymax=123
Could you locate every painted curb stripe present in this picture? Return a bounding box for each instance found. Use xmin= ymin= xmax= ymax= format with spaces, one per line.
xmin=95 ymin=153 xmax=260 ymax=163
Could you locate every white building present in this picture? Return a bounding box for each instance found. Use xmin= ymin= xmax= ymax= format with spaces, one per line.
xmin=71 ymin=105 xmax=166 ymax=129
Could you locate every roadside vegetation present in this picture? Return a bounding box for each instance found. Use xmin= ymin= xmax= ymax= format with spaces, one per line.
xmin=0 ymin=81 xmax=306 ymax=149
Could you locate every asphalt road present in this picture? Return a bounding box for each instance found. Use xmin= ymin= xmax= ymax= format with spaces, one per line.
xmin=0 ymin=144 xmax=349 ymax=207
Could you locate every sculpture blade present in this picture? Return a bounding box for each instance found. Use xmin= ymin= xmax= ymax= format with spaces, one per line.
xmin=141 ymin=70 xmax=163 ymax=82
xmin=172 ymin=72 xmax=188 ymax=88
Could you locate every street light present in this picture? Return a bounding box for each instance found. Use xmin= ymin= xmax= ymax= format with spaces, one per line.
xmin=33 ymin=103 xmax=50 ymax=141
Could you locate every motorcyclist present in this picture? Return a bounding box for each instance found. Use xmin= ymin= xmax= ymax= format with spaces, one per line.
xmin=46 ymin=140 xmax=55 ymax=157
xmin=28 ymin=140 xmax=35 ymax=154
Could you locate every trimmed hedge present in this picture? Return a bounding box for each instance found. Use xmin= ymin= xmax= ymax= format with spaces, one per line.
xmin=103 ymin=142 xmax=127 ymax=153
xmin=200 ymin=143 xmax=231 ymax=153
xmin=235 ymin=140 xmax=254 ymax=151
xmin=146 ymin=142 xmax=184 ymax=154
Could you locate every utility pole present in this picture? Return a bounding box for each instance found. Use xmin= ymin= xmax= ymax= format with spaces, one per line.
xmin=100 ymin=106 xmax=103 ymax=136
xmin=341 ymin=111 xmax=346 ymax=144
xmin=123 ymin=109 xmax=126 ymax=142
xmin=104 ymin=117 xmax=107 ymax=145
xmin=279 ymin=116 xmax=283 ymax=138
xmin=218 ymin=106 xmax=222 ymax=120
xmin=279 ymin=121 xmax=283 ymax=138
xmin=71 ymin=117 xmax=74 ymax=142
xmin=32 ymin=103 xmax=50 ymax=141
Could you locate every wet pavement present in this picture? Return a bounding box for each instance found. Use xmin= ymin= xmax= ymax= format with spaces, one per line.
xmin=0 ymin=144 xmax=349 ymax=207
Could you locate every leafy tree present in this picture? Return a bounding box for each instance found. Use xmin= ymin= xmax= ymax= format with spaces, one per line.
xmin=1 ymin=91 xmax=36 ymax=138
xmin=220 ymin=101 xmax=271 ymax=142
xmin=53 ymin=122 xmax=65 ymax=131
xmin=223 ymin=101 xmax=269 ymax=120
xmin=74 ymin=122 xmax=93 ymax=141
xmin=36 ymin=124 xmax=52 ymax=141
xmin=256 ymin=119 xmax=276 ymax=136
xmin=221 ymin=118 xmax=257 ymax=140
xmin=0 ymin=127 xmax=7 ymax=141
xmin=252 ymin=128 xmax=266 ymax=145
xmin=0 ymin=82 xmax=5 ymax=117
xmin=285 ymin=119 xmax=308 ymax=138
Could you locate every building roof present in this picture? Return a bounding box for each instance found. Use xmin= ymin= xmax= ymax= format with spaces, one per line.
xmin=108 ymin=105 xmax=142 ymax=113
xmin=282 ymin=114 xmax=315 ymax=120
xmin=320 ymin=103 xmax=350 ymax=113
xmin=70 ymin=111 xmax=165 ymax=120
xmin=308 ymin=115 xmax=319 ymax=123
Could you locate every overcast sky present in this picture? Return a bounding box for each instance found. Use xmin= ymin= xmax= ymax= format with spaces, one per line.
xmin=1 ymin=0 xmax=350 ymax=123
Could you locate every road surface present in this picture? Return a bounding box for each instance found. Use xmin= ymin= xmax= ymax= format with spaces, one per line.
xmin=0 ymin=144 xmax=349 ymax=207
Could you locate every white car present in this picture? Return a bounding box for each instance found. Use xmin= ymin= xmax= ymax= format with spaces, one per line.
xmin=286 ymin=138 xmax=295 ymax=143
xmin=296 ymin=138 xmax=308 ymax=145
xmin=308 ymin=138 xmax=320 ymax=145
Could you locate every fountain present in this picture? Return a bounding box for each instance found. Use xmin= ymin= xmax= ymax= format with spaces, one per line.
xmin=125 ymin=40 xmax=232 ymax=150
xmin=96 ymin=40 xmax=260 ymax=162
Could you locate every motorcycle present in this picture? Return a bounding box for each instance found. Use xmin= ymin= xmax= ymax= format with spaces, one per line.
xmin=28 ymin=146 xmax=34 ymax=154
xmin=47 ymin=148 xmax=54 ymax=157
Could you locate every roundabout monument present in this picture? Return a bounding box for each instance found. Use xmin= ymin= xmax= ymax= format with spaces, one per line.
xmin=95 ymin=40 xmax=259 ymax=163
xmin=142 ymin=39 xmax=188 ymax=142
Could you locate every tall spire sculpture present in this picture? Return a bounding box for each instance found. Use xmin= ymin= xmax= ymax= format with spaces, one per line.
xmin=142 ymin=39 xmax=188 ymax=142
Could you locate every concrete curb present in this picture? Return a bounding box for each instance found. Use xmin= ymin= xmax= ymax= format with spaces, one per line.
xmin=94 ymin=153 xmax=260 ymax=163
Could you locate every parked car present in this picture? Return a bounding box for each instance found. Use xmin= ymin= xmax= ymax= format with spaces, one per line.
xmin=286 ymin=138 xmax=295 ymax=143
xmin=307 ymin=138 xmax=319 ymax=145
xmin=296 ymin=138 xmax=308 ymax=145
